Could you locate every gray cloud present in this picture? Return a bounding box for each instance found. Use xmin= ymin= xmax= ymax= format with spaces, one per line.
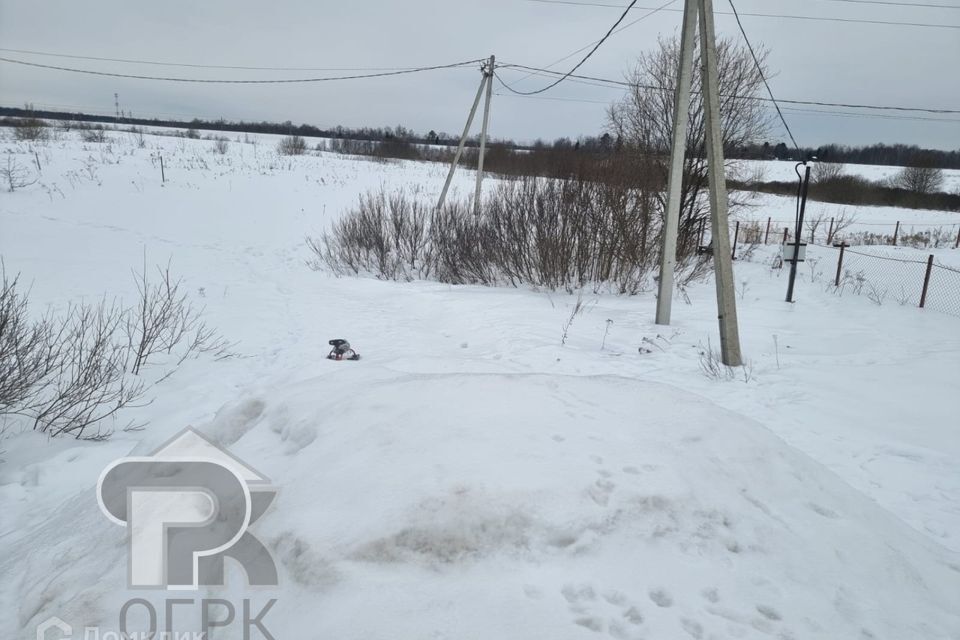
xmin=1 ymin=0 xmax=958 ymax=149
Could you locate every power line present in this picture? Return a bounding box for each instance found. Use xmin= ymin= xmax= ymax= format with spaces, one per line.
xmin=778 ymin=106 xmax=960 ymax=123
xmin=0 ymin=47 xmax=430 ymax=72
xmin=494 ymin=91 xmax=612 ymax=104
xmin=525 ymin=0 xmax=960 ymax=28
xmin=492 ymin=91 xmax=960 ymax=122
xmin=497 ymin=0 xmax=644 ymax=95
xmin=508 ymin=0 xmax=679 ymax=88
xmin=0 ymin=56 xmax=486 ymax=84
xmin=795 ymin=0 xmax=960 ymax=9
xmin=727 ymin=0 xmax=800 ymax=151
xmin=498 ymin=63 xmax=960 ymax=114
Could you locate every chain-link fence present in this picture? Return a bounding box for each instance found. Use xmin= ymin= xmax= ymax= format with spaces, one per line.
xmin=696 ymin=217 xmax=960 ymax=318
xmin=715 ymin=217 xmax=960 ymax=250
xmin=826 ymin=246 xmax=960 ymax=316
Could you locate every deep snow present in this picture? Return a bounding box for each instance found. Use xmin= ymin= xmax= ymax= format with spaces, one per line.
xmin=1 ymin=129 xmax=958 ymax=639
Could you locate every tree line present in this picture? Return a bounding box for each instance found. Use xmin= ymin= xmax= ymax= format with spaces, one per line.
xmin=2 ymin=105 xmax=957 ymax=170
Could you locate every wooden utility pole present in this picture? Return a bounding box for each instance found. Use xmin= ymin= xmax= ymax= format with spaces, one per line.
xmin=437 ymin=64 xmax=490 ymax=211
xmin=654 ymin=0 xmax=742 ymax=366
xmin=474 ymin=55 xmax=495 ymax=214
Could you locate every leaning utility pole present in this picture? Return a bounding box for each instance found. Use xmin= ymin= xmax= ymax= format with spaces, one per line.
xmin=654 ymin=1 xmax=697 ymax=327
xmin=474 ymin=55 xmax=495 ymax=214
xmin=654 ymin=0 xmax=742 ymax=367
xmin=436 ymin=57 xmax=495 ymax=212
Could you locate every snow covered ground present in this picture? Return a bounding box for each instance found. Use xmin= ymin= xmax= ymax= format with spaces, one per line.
xmin=1 ymin=130 xmax=959 ymax=639
xmin=744 ymin=159 xmax=960 ymax=194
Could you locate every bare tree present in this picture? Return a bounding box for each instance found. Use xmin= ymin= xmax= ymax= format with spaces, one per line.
xmin=804 ymin=213 xmax=826 ymax=243
xmin=894 ymin=163 xmax=944 ymax=194
xmin=607 ymin=35 xmax=773 ymax=257
xmin=812 ymin=162 xmax=845 ymax=184
xmin=827 ymin=208 xmax=857 ymax=244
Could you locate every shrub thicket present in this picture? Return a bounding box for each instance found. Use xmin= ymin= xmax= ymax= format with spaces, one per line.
xmin=309 ymin=177 xmax=710 ymax=294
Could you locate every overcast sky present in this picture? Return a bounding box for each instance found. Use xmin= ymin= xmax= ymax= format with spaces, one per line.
xmin=1 ymin=0 xmax=958 ymax=150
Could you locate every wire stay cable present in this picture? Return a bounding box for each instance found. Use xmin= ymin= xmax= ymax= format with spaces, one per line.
xmin=507 ymin=0 xmax=678 ymax=88
xmin=496 ymin=0 xmax=647 ymax=95
xmin=726 ymin=0 xmax=800 ymax=151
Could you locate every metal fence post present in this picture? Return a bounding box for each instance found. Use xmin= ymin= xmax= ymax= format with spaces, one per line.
xmin=893 ymin=220 xmax=900 ymax=246
xmin=919 ymin=254 xmax=934 ymax=309
xmin=955 ymin=226 xmax=959 ymax=250
xmin=833 ymin=242 xmax=847 ymax=287
xmin=764 ymin=217 xmax=771 ymax=244
xmin=827 ymin=217 xmax=834 ymax=245
xmin=782 ymin=227 xmax=789 ymax=244
xmin=731 ymin=220 xmax=740 ymax=259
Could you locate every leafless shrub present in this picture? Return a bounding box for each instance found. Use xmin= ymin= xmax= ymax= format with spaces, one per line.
xmin=812 ymin=162 xmax=845 ymax=184
xmin=311 ymin=178 xmax=705 ymax=294
xmin=865 ymin=282 xmax=887 ymax=306
xmin=214 ymin=136 xmax=229 ymax=154
xmin=698 ymin=338 xmax=753 ymax=383
xmin=125 ymin=260 xmax=222 ymax=375
xmin=129 ymin=126 xmax=147 ymax=148
xmin=737 ymin=242 xmax=759 ymax=262
xmin=736 ymin=279 xmax=749 ymax=301
xmin=12 ymin=117 xmax=48 ymax=141
xmin=1 ymin=267 xmax=144 ymax=439
xmin=836 ymin=269 xmax=868 ymax=296
xmin=0 ymin=268 xmax=51 ymax=410
xmin=561 ymin=292 xmax=588 ymax=346
xmin=0 ymin=260 xmax=233 ymax=439
xmin=601 ymin=319 xmax=613 ymax=350
xmin=894 ymin=285 xmax=912 ymax=306
xmin=2 ymin=156 xmax=38 ymax=192
xmin=80 ymin=125 xmax=108 ymax=143
xmin=29 ymin=300 xmax=146 ymax=439
xmin=277 ymin=135 xmax=307 ymax=156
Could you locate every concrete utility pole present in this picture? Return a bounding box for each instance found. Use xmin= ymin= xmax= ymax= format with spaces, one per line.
xmin=654 ymin=0 xmax=742 ymax=367
xmin=437 ymin=60 xmax=492 ymax=211
xmin=474 ymin=55 xmax=495 ymax=214
xmin=654 ymin=0 xmax=697 ymax=326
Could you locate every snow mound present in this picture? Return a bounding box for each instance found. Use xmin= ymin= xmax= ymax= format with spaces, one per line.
xmin=5 ymin=370 xmax=958 ymax=639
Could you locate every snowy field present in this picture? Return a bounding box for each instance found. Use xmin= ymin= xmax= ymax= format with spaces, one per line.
xmin=1 ymin=130 xmax=959 ymax=639
xmin=745 ymin=159 xmax=960 ymax=195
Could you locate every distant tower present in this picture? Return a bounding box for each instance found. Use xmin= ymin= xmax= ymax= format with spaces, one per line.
xmin=114 ymin=93 xmax=120 ymax=120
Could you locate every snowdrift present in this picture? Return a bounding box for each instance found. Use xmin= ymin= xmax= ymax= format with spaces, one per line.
xmin=4 ymin=369 xmax=958 ymax=639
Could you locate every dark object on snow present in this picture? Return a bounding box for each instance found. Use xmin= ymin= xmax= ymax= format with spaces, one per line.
xmin=327 ymin=338 xmax=360 ymax=361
